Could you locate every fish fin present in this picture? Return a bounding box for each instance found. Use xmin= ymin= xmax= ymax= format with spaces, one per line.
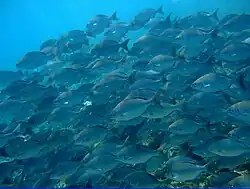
xmin=161 ymin=74 xmax=169 ymax=84
xmin=148 ymin=32 xmax=160 ymax=37
xmin=236 ymin=73 xmax=247 ymax=91
xmin=241 ymin=42 xmax=250 ymax=47
xmin=211 ymin=8 xmax=219 ymax=21
xmin=110 ymin=11 xmax=118 ymax=20
xmin=226 ymin=32 xmax=234 ymax=41
xmin=120 ymin=135 xmax=131 ymax=147
xmin=127 ymin=71 xmax=136 ymax=84
xmin=39 ymin=51 xmax=47 ymax=56
xmin=173 ymin=99 xmax=185 ymax=112
xmin=118 ymin=55 xmax=127 ymax=64
xmin=151 ymin=88 xmax=165 ymax=106
xmin=85 ymin=177 xmax=93 ymax=188
xmin=120 ymin=39 xmax=130 ymax=52
xmin=203 ymin=161 xmax=214 ymax=172
xmin=165 ymin=13 xmax=172 ymax=25
xmin=30 ymin=102 xmax=39 ymax=111
xmin=220 ymin=92 xmax=234 ymax=104
xmin=228 ymin=70 xmax=247 ymax=91
xmin=17 ymin=70 xmax=24 ymax=77
xmin=157 ymin=5 xmax=164 ymax=15
xmin=173 ymin=46 xmax=186 ymax=60
xmin=59 ymin=175 xmax=67 ymax=185
xmin=173 ymin=18 xmax=183 ymax=29
xmin=171 ymin=46 xmax=177 ymax=57
xmin=209 ymin=27 xmax=219 ymax=38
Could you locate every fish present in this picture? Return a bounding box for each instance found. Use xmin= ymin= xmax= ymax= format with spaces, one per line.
xmin=0 ymin=70 xmax=23 ymax=89
xmin=146 ymin=54 xmax=179 ymax=73
xmin=221 ymin=13 xmax=250 ymax=32
xmin=208 ymin=138 xmax=250 ymax=157
xmin=227 ymin=101 xmax=250 ymax=123
xmin=90 ymin=39 xmax=130 ymax=57
xmin=130 ymin=6 xmax=164 ymax=29
xmin=114 ymin=144 xmax=157 ymax=165
xmin=147 ymin=14 xmax=172 ymax=35
xmin=16 ymin=51 xmax=50 ymax=70
xmin=191 ymin=73 xmax=233 ymax=92
xmin=2 ymin=7 xmax=250 ymax=188
xmin=168 ymin=118 xmax=205 ymax=135
xmin=218 ymin=42 xmax=250 ymax=61
xmin=176 ymin=9 xmax=219 ymax=29
xmin=129 ymin=78 xmax=164 ymax=91
xmin=104 ymin=22 xmax=131 ymax=41
xmin=86 ymin=12 xmax=118 ymax=37
xmin=210 ymin=171 xmax=240 ymax=187
xmin=142 ymin=101 xmax=183 ymax=119
xmin=175 ymin=28 xmax=217 ymax=46
xmin=110 ymin=90 xmax=160 ymax=121
xmin=123 ymin=171 xmax=160 ymax=188
xmin=228 ymin=175 xmax=250 ymax=188
xmin=164 ymin=156 xmax=207 ymax=182
xmin=133 ymin=34 xmax=173 ymax=51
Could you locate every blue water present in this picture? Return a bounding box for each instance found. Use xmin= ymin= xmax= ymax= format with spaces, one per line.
xmin=1 ymin=0 xmax=250 ymax=71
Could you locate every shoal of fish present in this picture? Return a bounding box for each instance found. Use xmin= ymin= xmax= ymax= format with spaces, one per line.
xmin=1 ymin=6 xmax=250 ymax=188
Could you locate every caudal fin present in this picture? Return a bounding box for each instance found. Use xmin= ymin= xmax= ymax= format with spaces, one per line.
xmin=164 ymin=13 xmax=172 ymax=26
xmin=157 ymin=5 xmax=164 ymax=15
xmin=118 ymin=55 xmax=127 ymax=63
xmin=110 ymin=11 xmax=118 ymax=21
xmin=208 ymin=27 xmax=219 ymax=38
xmin=211 ymin=8 xmax=219 ymax=21
xmin=171 ymin=46 xmax=177 ymax=57
xmin=120 ymin=39 xmax=130 ymax=52
xmin=172 ymin=18 xmax=183 ymax=29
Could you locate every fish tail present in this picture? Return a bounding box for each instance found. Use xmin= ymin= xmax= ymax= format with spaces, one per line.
xmin=171 ymin=46 xmax=177 ymax=57
xmin=157 ymin=5 xmax=164 ymax=15
xmin=118 ymin=55 xmax=127 ymax=64
xmin=211 ymin=8 xmax=219 ymax=22
xmin=229 ymin=71 xmax=247 ymax=91
xmin=85 ymin=177 xmax=93 ymax=188
xmin=209 ymin=27 xmax=219 ymax=38
xmin=204 ymin=161 xmax=217 ymax=172
xmin=173 ymin=46 xmax=186 ymax=60
xmin=120 ymin=39 xmax=130 ymax=52
xmin=175 ymin=99 xmax=185 ymax=111
xmin=165 ymin=13 xmax=172 ymax=25
xmin=150 ymin=88 xmax=165 ymax=105
xmin=173 ymin=17 xmax=182 ymax=29
xmin=161 ymin=74 xmax=168 ymax=84
xmin=110 ymin=11 xmax=118 ymax=20
xmin=236 ymin=73 xmax=247 ymax=91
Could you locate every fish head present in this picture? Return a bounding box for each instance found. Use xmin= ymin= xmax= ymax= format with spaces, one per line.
xmin=85 ymin=30 xmax=97 ymax=38
xmin=218 ymin=44 xmax=239 ymax=61
xmin=227 ymin=106 xmax=241 ymax=117
xmin=175 ymin=32 xmax=184 ymax=41
xmin=90 ymin=47 xmax=98 ymax=56
xmin=109 ymin=104 xmax=127 ymax=121
xmin=190 ymin=80 xmax=204 ymax=91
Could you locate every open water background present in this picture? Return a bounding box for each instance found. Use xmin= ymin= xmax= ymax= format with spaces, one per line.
xmin=1 ymin=0 xmax=250 ymax=70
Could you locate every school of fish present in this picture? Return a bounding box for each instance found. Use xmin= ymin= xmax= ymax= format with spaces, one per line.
xmin=1 ymin=6 xmax=250 ymax=188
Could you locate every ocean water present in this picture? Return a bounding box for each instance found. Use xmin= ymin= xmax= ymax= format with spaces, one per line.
xmin=0 ymin=0 xmax=249 ymax=71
